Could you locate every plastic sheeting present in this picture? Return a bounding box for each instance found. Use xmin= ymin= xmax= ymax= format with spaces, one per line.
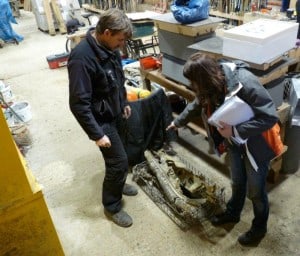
xmin=170 ymin=0 xmax=210 ymax=24
xmin=0 ymin=0 xmax=24 ymax=42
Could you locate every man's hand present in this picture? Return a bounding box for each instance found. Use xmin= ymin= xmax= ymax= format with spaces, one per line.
xmin=217 ymin=121 xmax=232 ymax=139
xmin=95 ymin=135 xmax=111 ymax=148
xmin=123 ymin=105 xmax=131 ymax=119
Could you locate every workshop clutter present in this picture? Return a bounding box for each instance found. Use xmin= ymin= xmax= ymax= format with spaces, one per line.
xmin=2 ymin=100 xmax=32 ymax=125
xmin=2 ymin=103 xmax=32 ymax=126
xmin=139 ymin=55 xmax=160 ymax=70
xmin=126 ymin=85 xmax=152 ymax=101
xmin=1 ymin=79 xmax=33 ymax=154
xmin=31 ymin=0 xmax=82 ymax=36
xmin=10 ymin=123 xmax=33 ymax=148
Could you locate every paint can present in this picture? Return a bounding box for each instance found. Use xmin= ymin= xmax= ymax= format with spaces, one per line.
xmin=11 ymin=101 xmax=32 ymax=123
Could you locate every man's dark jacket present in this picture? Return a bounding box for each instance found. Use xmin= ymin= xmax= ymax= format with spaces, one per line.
xmin=68 ymin=28 xmax=127 ymax=141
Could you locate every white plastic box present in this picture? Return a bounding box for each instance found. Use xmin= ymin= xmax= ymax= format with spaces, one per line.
xmin=222 ymin=19 xmax=298 ymax=64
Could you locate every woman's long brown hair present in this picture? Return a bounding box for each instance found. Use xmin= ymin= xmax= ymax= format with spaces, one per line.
xmin=183 ymin=53 xmax=225 ymax=106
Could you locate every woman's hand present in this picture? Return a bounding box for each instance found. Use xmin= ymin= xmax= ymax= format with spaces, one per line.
xmin=123 ymin=105 xmax=131 ymax=119
xmin=166 ymin=121 xmax=178 ymax=131
xmin=217 ymin=121 xmax=232 ymax=139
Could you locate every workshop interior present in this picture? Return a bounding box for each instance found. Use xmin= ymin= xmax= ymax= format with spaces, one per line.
xmin=1 ymin=0 xmax=300 ymax=255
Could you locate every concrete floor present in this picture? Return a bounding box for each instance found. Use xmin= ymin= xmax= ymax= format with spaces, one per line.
xmin=1 ymin=10 xmax=300 ymax=256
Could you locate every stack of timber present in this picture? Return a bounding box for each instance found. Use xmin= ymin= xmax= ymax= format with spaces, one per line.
xmin=42 ymin=0 xmax=67 ymax=35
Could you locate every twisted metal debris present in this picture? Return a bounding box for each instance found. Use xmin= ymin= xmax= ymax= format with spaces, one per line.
xmin=132 ymin=149 xmax=226 ymax=230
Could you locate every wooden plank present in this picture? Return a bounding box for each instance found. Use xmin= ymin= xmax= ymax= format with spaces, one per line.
xmin=82 ymin=4 xmax=104 ymax=14
xmin=155 ymin=21 xmax=220 ymax=37
xmin=245 ymin=48 xmax=297 ymax=71
xmin=209 ymin=10 xmax=245 ymax=22
xmin=140 ymin=69 xmax=195 ymax=101
xmin=277 ymin=102 xmax=291 ymax=124
xmin=250 ymin=58 xmax=295 ymax=85
xmin=268 ymin=144 xmax=288 ymax=183
xmin=268 ymin=157 xmax=282 ymax=183
xmin=289 ymin=0 xmax=297 ymax=8
xmin=66 ymin=30 xmax=87 ymax=50
xmin=23 ymin=0 xmax=31 ymax=11
xmin=258 ymin=66 xmax=289 ymax=85
xmin=50 ymin=0 xmax=67 ymax=34
xmin=43 ymin=0 xmax=56 ymax=36
xmin=153 ymin=13 xmax=224 ymax=37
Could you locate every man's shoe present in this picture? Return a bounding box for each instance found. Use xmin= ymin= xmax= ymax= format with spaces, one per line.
xmin=238 ymin=229 xmax=266 ymax=246
xmin=123 ymin=183 xmax=138 ymax=196
xmin=104 ymin=209 xmax=133 ymax=227
xmin=211 ymin=212 xmax=240 ymax=226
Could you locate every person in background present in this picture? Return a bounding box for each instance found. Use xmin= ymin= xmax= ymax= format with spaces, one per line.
xmin=167 ymin=53 xmax=278 ymax=246
xmin=68 ymin=8 xmax=138 ymax=228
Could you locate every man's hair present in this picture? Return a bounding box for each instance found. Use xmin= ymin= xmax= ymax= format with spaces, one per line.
xmin=95 ymin=8 xmax=133 ymax=38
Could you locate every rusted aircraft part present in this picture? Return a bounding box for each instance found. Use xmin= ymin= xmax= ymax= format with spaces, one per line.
xmin=145 ymin=150 xmax=207 ymax=221
xmin=132 ymin=149 xmax=225 ymax=229
xmin=133 ymin=162 xmax=190 ymax=230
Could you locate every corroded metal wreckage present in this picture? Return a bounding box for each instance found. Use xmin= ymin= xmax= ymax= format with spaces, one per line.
xmin=132 ymin=149 xmax=226 ymax=230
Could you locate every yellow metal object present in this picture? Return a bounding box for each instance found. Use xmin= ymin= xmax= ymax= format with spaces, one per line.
xmin=0 ymin=111 xmax=64 ymax=255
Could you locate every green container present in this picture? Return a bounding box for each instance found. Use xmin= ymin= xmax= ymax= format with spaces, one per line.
xmin=132 ymin=21 xmax=154 ymax=38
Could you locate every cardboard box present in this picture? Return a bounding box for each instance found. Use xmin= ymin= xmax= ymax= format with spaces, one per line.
xmin=46 ymin=52 xmax=69 ymax=69
xmin=222 ymin=19 xmax=298 ymax=64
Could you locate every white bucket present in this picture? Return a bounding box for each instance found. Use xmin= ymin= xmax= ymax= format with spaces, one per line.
xmin=11 ymin=101 xmax=32 ymax=123
xmin=0 ymin=81 xmax=13 ymax=103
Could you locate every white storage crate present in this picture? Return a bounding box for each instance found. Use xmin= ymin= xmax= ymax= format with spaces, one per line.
xmin=222 ymin=19 xmax=298 ymax=64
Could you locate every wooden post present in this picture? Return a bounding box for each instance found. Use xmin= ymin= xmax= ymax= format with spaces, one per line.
xmin=43 ymin=0 xmax=56 ymax=36
xmin=50 ymin=0 xmax=67 ymax=34
xmin=23 ymin=0 xmax=32 ymax=11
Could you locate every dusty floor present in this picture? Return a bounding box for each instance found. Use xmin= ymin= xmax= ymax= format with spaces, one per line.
xmin=1 ymin=10 xmax=300 ymax=256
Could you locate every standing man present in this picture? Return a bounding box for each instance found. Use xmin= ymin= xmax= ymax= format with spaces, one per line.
xmin=68 ymin=8 xmax=138 ymax=228
xmin=167 ymin=53 xmax=279 ymax=245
